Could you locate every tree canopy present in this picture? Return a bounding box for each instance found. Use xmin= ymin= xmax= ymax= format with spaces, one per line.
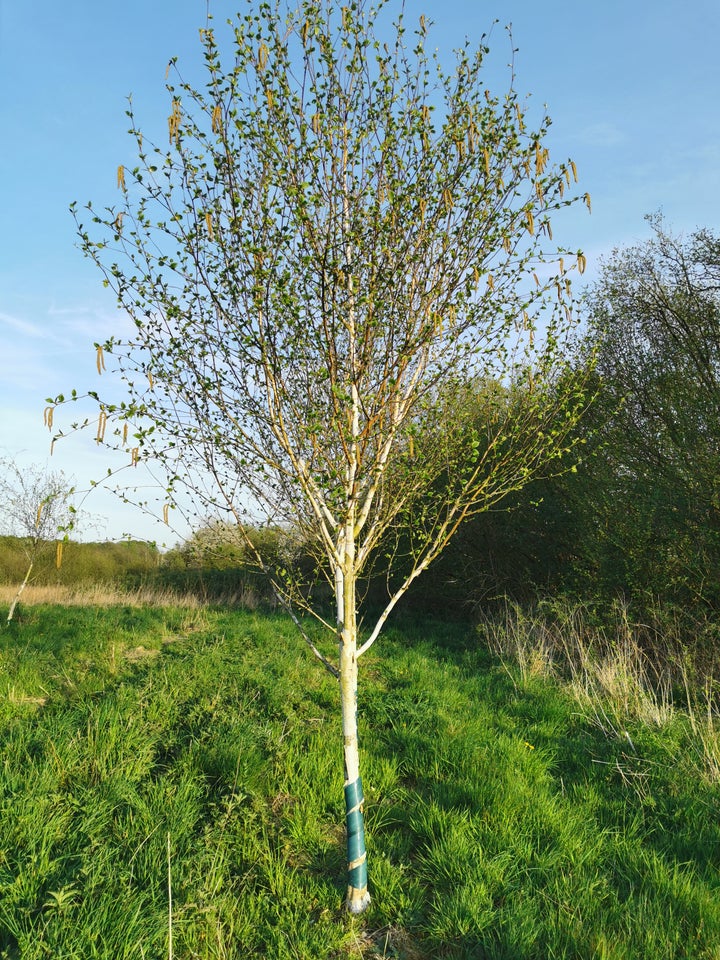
xmin=580 ymin=216 xmax=720 ymax=607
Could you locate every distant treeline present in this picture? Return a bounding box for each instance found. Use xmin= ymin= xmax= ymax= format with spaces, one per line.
xmin=0 ymin=533 xmax=284 ymax=608
xmin=0 ymin=537 xmax=161 ymax=587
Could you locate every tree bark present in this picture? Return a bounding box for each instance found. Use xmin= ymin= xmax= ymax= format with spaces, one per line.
xmin=337 ymin=560 xmax=370 ymax=913
xmin=7 ymin=560 xmax=33 ymax=624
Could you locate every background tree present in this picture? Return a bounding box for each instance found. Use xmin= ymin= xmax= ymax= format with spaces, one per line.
xmin=159 ymin=520 xmax=295 ymax=606
xmin=0 ymin=458 xmax=75 ymax=622
xmin=57 ymin=0 xmax=590 ymax=911
xmin=478 ymin=217 xmax=720 ymax=614
xmin=574 ymin=217 xmax=720 ymax=609
xmin=464 ymin=218 xmax=720 ymax=616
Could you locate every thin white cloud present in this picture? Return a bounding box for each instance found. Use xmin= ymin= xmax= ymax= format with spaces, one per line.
xmin=47 ymin=303 xmax=96 ymax=318
xmin=0 ymin=310 xmax=64 ymax=343
xmin=60 ymin=305 xmax=136 ymax=342
xmin=575 ymin=121 xmax=625 ymax=148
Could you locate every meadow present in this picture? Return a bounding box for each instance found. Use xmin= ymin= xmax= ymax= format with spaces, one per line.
xmin=1 ymin=588 xmax=720 ymax=959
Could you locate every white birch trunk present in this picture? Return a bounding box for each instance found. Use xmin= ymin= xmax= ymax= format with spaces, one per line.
xmin=7 ymin=560 xmax=33 ymax=624
xmin=337 ymin=545 xmax=371 ymax=913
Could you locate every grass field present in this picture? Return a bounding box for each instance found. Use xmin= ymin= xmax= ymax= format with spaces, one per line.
xmin=1 ymin=596 xmax=720 ymax=959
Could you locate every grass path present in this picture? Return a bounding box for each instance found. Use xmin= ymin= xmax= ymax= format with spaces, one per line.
xmin=1 ymin=604 xmax=719 ymax=958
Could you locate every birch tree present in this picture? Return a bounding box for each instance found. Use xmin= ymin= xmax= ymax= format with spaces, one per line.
xmin=0 ymin=459 xmax=74 ymax=622
xmin=58 ymin=0 xmax=591 ymax=912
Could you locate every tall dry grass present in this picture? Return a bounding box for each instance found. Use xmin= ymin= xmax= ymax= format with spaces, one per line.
xmin=0 ymin=582 xmax=204 ymax=608
xmin=480 ymin=598 xmax=720 ymax=782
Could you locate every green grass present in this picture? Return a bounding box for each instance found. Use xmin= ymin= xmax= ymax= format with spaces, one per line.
xmin=1 ymin=603 xmax=720 ymax=959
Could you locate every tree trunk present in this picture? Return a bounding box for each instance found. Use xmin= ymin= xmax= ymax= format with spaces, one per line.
xmin=337 ymin=562 xmax=371 ymax=914
xmin=7 ymin=560 xmax=33 ymax=624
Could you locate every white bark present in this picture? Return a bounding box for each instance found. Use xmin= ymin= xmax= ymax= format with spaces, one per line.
xmin=7 ymin=561 xmax=33 ymax=624
xmin=337 ymin=560 xmax=371 ymax=913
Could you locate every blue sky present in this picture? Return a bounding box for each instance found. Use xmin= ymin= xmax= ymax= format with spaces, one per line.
xmin=1 ymin=0 xmax=719 ymax=543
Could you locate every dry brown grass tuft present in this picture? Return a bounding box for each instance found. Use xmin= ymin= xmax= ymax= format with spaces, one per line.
xmin=122 ymin=645 xmax=162 ymax=663
xmin=338 ymin=924 xmax=428 ymax=960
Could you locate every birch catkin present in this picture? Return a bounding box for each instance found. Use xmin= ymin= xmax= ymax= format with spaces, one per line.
xmin=96 ymin=410 xmax=107 ymax=443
